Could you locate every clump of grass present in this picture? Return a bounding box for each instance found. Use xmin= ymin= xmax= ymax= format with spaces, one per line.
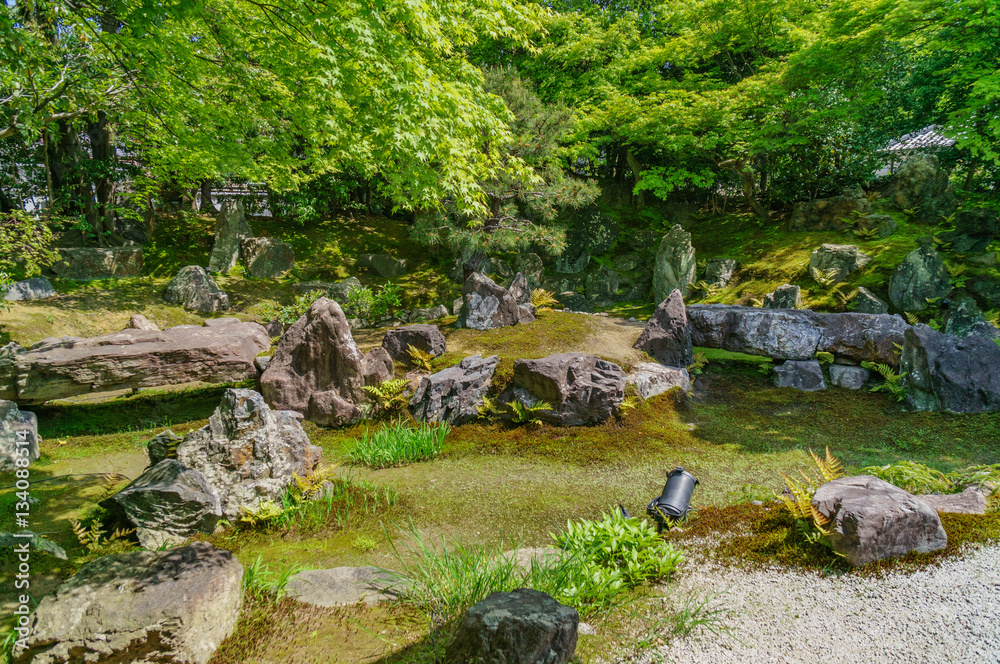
xmin=345 ymin=420 xmax=450 ymax=469
xmin=242 ymin=555 xmax=301 ymax=601
xmin=859 ymin=460 xmax=1000 ymax=495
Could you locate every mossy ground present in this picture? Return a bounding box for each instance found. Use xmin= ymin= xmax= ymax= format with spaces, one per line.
xmin=1 ymin=210 xmax=999 ymax=662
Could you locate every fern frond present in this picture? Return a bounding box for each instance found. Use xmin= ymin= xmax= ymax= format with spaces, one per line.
xmin=406 ymin=344 xmax=434 ymax=371
xmin=530 ymin=288 xmax=559 ymax=309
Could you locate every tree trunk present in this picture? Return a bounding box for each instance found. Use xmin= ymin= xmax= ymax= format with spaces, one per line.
xmin=199 ymin=179 xmax=215 ymax=213
xmin=86 ymin=111 xmax=116 ymax=243
xmin=625 ymin=150 xmax=645 ymax=207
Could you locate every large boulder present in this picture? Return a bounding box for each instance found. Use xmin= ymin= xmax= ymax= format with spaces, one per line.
xmin=508 ymin=272 xmax=532 ymax=306
xmin=4 ymin=277 xmax=56 ymax=302
xmin=515 ymin=253 xmax=545 ymax=288
xmin=409 ymin=355 xmax=499 ymax=425
xmin=812 ymin=476 xmax=947 ymax=566
xmin=446 ymin=589 xmax=578 ymax=664
xmin=773 ymin=360 xmax=826 ymax=391
xmin=100 ymin=459 xmax=222 ymax=549
xmin=653 ymin=224 xmax=696 ymax=302
xmin=553 ymin=231 xmax=591 ymax=274
xmin=853 ymin=287 xmax=889 ymax=314
xmin=940 ymin=207 xmax=1000 ymax=253
xmin=763 ymin=284 xmax=801 ymax=309
xmin=240 ymin=237 xmax=294 ymax=279
xmin=260 ymin=298 xmax=393 ymax=426
xmin=942 ymin=295 xmax=1000 ymax=339
xmin=585 ymin=265 xmax=619 ymax=306
xmin=625 ymin=363 xmax=690 ymax=399
xmin=814 ymin=312 xmax=910 ymax=365
xmin=901 ymin=324 xmax=1000 ymax=413
xmin=855 ymin=214 xmax=898 ymax=239
xmin=50 ymin=246 xmax=143 ymax=280
xmin=14 ymin=542 xmax=242 ymax=664
xmin=704 ymin=258 xmax=737 ymax=287
xmin=163 ymin=265 xmax=230 ymax=313
xmin=175 ymin=388 xmax=322 ymax=517
xmin=381 ymin=324 xmax=446 ymax=364
xmin=888 ymin=243 xmax=951 ymax=311
xmin=580 ymin=209 xmax=620 ymax=254
xmin=7 ymin=322 xmax=269 ymax=405
xmin=687 ymin=305 xmax=820 ymax=360
xmin=788 ymin=189 xmax=871 ymax=231
xmin=207 ymin=200 xmax=253 ymax=273
xmin=829 ymin=364 xmax=870 ymax=390
xmin=808 ymin=244 xmax=871 ymax=283
xmin=508 ymin=353 xmax=626 ymax=426
xmin=457 ymin=272 xmax=523 ymax=331
xmin=633 ymin=290 xmax=693 ymax=367
xmin=0 ymin=344 xmax=22 ymax=401
xmin=890 ymin=154 xmax=957 ymax=222
xmin=0 ymin=400 xmax=40 ymax=471
xmin=357 ymin=253 xmax=407 ymax=277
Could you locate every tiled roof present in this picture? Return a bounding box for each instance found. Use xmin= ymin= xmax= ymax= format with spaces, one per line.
xmin=885 ymin=125 xmax=955 ymax=152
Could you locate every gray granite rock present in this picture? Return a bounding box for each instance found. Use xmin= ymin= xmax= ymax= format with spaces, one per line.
xmin=286 ymin=567 xmax=402 ymax=607
xmin=764 ymin=284 xmax=801 ymax=309
xmin=163 ymin=266 xmax=230 ymax=313
xmin=4 ymin=277 xmax=56 ymax=301
xmin=0 ymin=400 xmax=39 ymax=471
xmin=409 ymin=355 xmax=499 ymax=425
xmin=773 ymin=360 xmax=826 ymax=391
xmin=208 ymin=199 xmax=253 ymax=273
xmin=625 ymin=363 xmax=691 ymax=399
xmin=829 ymin=364 xmax=870 ymax=390
xmin=633 ymin=289 xmax=693 ymax=367
xmin=653 ymin=224 xmax=697 ymax=301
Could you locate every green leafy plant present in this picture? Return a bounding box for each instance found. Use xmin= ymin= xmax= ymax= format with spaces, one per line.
xmin=477 ymin=395 xmax=505 ymax=422
xmin=346 ymin=419 xmax=450 ymax=468
xmin=407 ymin=344 xmax=435 ymax=371
xmin=687 ymin=351 xmax=709 ymax=375
xmin=775 ymin=448 xmax=845 ymax=547
xmin=530 ymin=288 xmax=560 ymax=309
xmin=363 ymin=378 xmax=411 ymax=418
xmin=618 ymin=395 xmax=642 ymax=415
xmin=506 ymin=399 xmax=553 ymax=426
xmin=815 ymin=351 xmax=835 ymax=365
xmin=242 ymin=555 xmax=301 ymax=602
xmin=352 ymin=535 xmax=378 ymax=552
xmin=347 ymin=282 xmax=402 ymax=327
xmin=238 ymin=500 xmax=286 ymax=527
xmin=70 ymin=521 xmax=138 ymax=564
xmin=258 ymin=290 xmax=325 ymax=325
xmin=859 ymin=461 xmax=1000 ymax=495
xmin=861 ymin=361 xmax=908 ymax=401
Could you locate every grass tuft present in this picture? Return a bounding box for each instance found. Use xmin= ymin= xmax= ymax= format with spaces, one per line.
xmin=345 ymin=420 xmax=450 ymax=469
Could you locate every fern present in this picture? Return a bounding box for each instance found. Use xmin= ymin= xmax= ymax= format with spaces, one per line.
xmin=904 ymin=312 xmax=920 ymax=325
xmin=363 ymin=378 xmax=411 ymax=418
xmin=861 ymin=361 xmax=908 ymax=401
xmin=238 ymin=500 xmax=285 ymax=527
xmin=406 ymin=344 xmax=434 ymax=372
xmin=687 ymin=351 xmax=708 ymax=375
xmin=530 ymin=288 xmax=560 ymax=309
xmin=774 ymin=447 xmax=844 ymax=547
xmin=618 ymin=395 xmax=642 ymax=415
xmin=71 ymin=520 xmax=137 ymax=563
xmin=505 ymin=399 xmax=553 ymax=426
xmin=853 ymin=227 xmax=879 ymax=240
xmin=477 ymin=395 xmax=505 ymax=422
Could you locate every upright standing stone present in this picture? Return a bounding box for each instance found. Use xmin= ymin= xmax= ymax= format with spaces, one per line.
xmin=163 ymin=266 xmax=230 ymax=313
xmin=704 ymin=258 xmax=737 ymax=287
xmin=764 ymin=284 xmax=801 ymax=309
xmin=633 ymin=289 xmax=693 ymax=367
xmin=457 ymin=273 xmax=523 ymax=331
xmin=888 ymin=243 xmax=950 ymax=311
xmin=890 ymin=154 xmax=957 ymax=222
xmin=208 ymin=200 xmax=253 ymax=273
xmin=240 ymin=237 xmax=295 ymax=279
xmin=653 ymin=224 xmax=697 ymax=302
xmin=808 ymin=244 xmax=872 ymax=283
xmin=0 ymin=400 xmax=39 ymax=471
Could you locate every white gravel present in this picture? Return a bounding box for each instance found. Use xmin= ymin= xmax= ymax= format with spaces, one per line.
xmin=643 ymin=543 xmax=1000 ymax=664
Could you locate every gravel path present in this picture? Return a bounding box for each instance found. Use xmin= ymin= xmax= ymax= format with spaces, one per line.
xmin=646 ymin=543 xmax=1000 ymax=664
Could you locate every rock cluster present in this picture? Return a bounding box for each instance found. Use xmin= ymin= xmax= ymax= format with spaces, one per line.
xmin=410 ymin=355 xmax=499 ymax=425
xmin=260 ymin=297 xmax=393 ymax=425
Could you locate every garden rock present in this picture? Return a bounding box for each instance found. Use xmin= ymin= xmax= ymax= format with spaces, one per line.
xmin=8 ymin=322 xmax=269 ymax=404
xmin=208 ymin=199 xmax=253 ymax=273
xmin=773 ymin=360 xmax=826 ymax=391
xmin=163 ymin=265 xmax=230 ymax=313
xmin=261 ymin=298 xmax=394 ymax=426
xmin=515 ymin=253 xmax=544 ymax=288
xmin=612 ymin=253 xmax=642 ymax=273
xmin=254 ymin=355 xmax=271 ymax=373
xmin=14 ymin=542 xmax=242 ymax=664
xmin=446 ymin=588 xmax=578 ymax=664
xmin=705 ymin=258 xmax=737 ymax=287
xmin=888 ymin=244 xmax=950 ymax=311
xmin=829 ymin=364 xmax=870 ymax=390
xmin=788 ymin=190 xmax=871 ymax=231
xmin=509 ymin=353 xmax=626 ymax=426
xmin=453 ymin=297 xmax=464 ymax=316
xmin=940 ymin=207 xmax=1000 ymax=253
xmin=240 ymin=237 xmax=295 ymax=278
xmin=811 ymin=476 xmax=947 ymax=566
xmin=916 ymin=487 xmax=987 ymax=515
xmin=203 ymin=317 xmax=241 ymax=327
xmin=942 ymin=296 xmax=999 ymax=339
xmin=508 ymin=272 xmax=532 ymax=305
xmin=409 ymin=354 xmax=499 ymax=425
xmin=381 ymin=324 xmax=446 ymax=363
xmin=174 ymin=388 xmax=322 ymax=517
xmin=580 ymin=209 xmax=620 ymax=253
xmin=890 ymin=154 xmax=957 ymax=222
xmin=814 ymin=312 xmax=910 ymax=366
xmin=457 ymin=273 xmax=522 ymax=331
xmin=4 ymin=277 xmax=56 ymax=301
xmin=856 ymin=214 xmax=898 ymax=239
xmin=408 ymin=305 xmax=450 ymax=322
xmin=556 ymin=291 xmax=591 ymax=312
xmin=328 ymin=276 xmax=363 ymax=301
xmin=100 ymin=459 xmax=223 ymax=549
xmin=688 ymin=305 xmax=820 ymax=359
xmin=901 ymin=324 xmax=1000 ymax=413
xmin=853 ymin=287 xmax=889 ymax=314
xmin=633 ymin=289 xmax=693 ymax=367
xmin=0 ymin=400 xmax=39 ymax=471
xmin=764 ymin=284 xmax=801 ymax=309
xmin=553 ymin=231 xmax=591 ymax=274
xmin=808 ymin=244 xmax=871 ymax=283
xmin=625 ymin=363 xmax=691 ymax=399
xmin=585 ymin=266 xmax=619 ymax=302
xmin=653 ymin=224 xmax=697 ymax=302
xmin=264 ymin=319 xmax=283 ymax=337
xmin=357 ymin=252 xmax=407 ymax=277
xmin=286 ymin=567 xmax=401 ymax=607
xmin=147 ymin=429 xmax=183 ymax=466
xmin=50 ymin=246 xmax=144 ymax=280
xmin=127 ymin=314 xmax=159 ymax=331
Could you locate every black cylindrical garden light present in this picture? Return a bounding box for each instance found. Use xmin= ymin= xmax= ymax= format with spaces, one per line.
xmin=646 ymin=467 xmax=699 ymax=531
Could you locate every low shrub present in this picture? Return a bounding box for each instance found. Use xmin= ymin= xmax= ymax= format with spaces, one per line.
xmin=257 ymin=290 xmax=325 ymax=325
xmin=347 ymin=282 xmax=402 ymax=326
xmin=345 ymin=420 xmax=450 ymax=468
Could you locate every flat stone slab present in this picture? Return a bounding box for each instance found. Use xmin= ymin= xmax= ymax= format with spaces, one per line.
xmin=917 ymin=487 xmax=988 ymax=515
xmin=286 ymin=566 xmax=403 ymax=607
xmin=3 ymin=322 xmax=269 ymax=404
